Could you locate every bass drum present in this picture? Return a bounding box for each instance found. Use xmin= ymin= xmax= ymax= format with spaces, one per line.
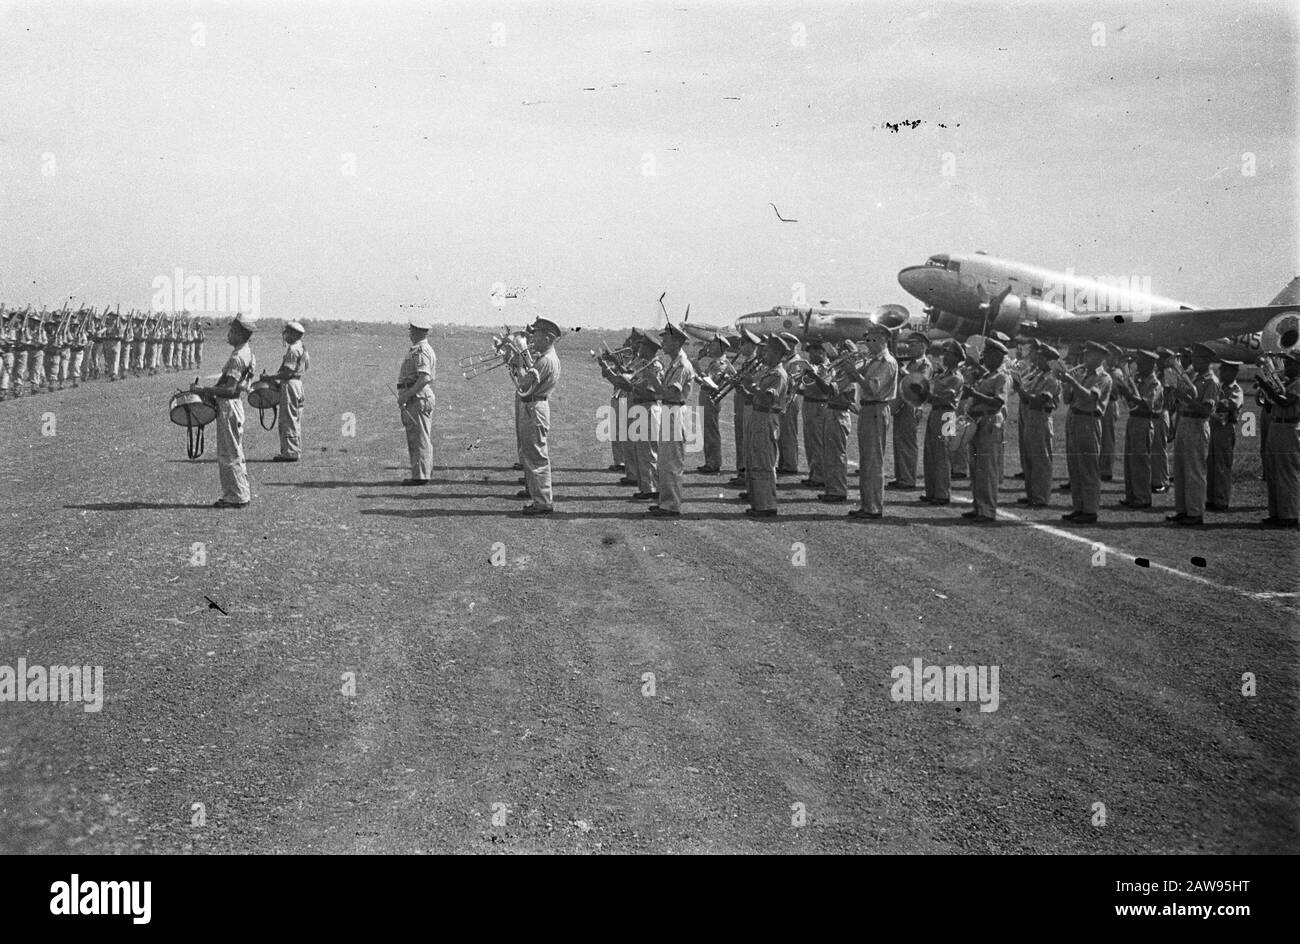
xmin=247 ymin=378 xmax=281 ymax=411
xmin=169 ymin=391 xmax=217 ymax=428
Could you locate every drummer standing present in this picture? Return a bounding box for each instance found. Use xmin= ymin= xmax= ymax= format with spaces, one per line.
xmin=191 ymin=312 xmax=258 ymax=508
xmin=270 ymin=321 xmax=310 ymax=462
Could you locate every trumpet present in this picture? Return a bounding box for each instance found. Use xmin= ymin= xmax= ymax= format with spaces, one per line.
xmin=590 ymin=343 xmax=632 ymax=373
xmin=696 ymin=354 xmax=737 ymax=394
xmin=707 ymin=354 xmax=762 ymax=405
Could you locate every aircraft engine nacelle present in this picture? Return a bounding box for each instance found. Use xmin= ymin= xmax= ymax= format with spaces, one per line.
xmin=932 ymin=310 xmax=966 ymax=336
xmin=1261 ymin=311 xmax=1300 ymax=353
xmin=984 ymin=293 xmax=1073 ymax=337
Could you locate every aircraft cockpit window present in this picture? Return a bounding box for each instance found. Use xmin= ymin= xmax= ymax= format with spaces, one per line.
xmin=946 ymin=260 xmax=961 ymax=273
xmin=926 ymin=254 xmax=949 ymax=268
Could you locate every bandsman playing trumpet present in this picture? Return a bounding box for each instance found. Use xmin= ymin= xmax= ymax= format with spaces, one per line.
xmin=888 ymin=330 xmax=933 ymax=491
xmin=594 ymin=332 xmax=635 ymax=476
xmin=1014 ymin=342 xmax=1062 ymax=508
xmin=842 ymin=323 xmax=898 ymax=519
xmin=777 ymin=332 xmax=803 ymax=476
xmin=1060 ymin=340 xmax=1112 ymax=524
xmin=1165 ymin=344 xmax=1219 ymax=526
xmin=516 ymin=317 xmax=562 ymax=515
xmin=727 ymin=328 xmax=761 ymax=489
xmin=612 ymin=328 xmax=647 ymax=486
xmin=649 ymin=322 xmax=697 ymax=516
xmin=816 ymin=339 xmax=859 ymax=504
xmin=960 ymin=337 xmax=1011 ymax=522
xmin=1116 ymin=349 xmax=1163 ymax=509
xmin=1010 ymin=340 xmax=1038 ymax=481
xmin=740 ymin=334 xmax=791 ymax=517
xmin=1099 ymin=343 xmax=1126 ymax=481
xmin=1259 ymin=350 xmax=1300 ymax=528
xmin=1151 ymin=347 xmax=1177 ymax=493
xmin=693 ymin=334 xmax=730 ymax=475
xmin=919 ymin=340 xmax=965 ymax=506
xmin=621 ymin=331 xmax=665 ymax=501
xmin=798 ymin=341 xmax=829 ymax=490
xmin=1206 ymin=358 xmax=1243 ymax=511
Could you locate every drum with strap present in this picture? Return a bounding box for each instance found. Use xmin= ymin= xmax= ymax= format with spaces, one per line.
xmin=169 ymin=384 xmax=218 ymax=459
xmin=901 ymin=370 xmax=931 ymax=408
xmin=248 ymin=376 xmax=281 ymax=429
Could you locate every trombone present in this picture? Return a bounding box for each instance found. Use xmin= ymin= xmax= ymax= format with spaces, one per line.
xmin=707 ymin=354 xmax=762 ymax=404
xmin=460 ymin=329 xmax=528 ymax=379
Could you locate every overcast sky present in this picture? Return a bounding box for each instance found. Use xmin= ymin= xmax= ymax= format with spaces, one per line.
xmin=1 ymin=0 xmax=1295 ymax=327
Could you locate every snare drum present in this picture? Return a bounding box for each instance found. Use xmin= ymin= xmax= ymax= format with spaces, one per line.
xmin=247 ymin=378 xmax=281 ymax=411
xmin=947 ymin=414 xmax=977 ymax=452
xmin=169 ymin=390 xmax=218 ymax=428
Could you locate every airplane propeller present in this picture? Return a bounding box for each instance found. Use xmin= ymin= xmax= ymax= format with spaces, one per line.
xmin=978 ymin=285 xmax=1013 ymax=336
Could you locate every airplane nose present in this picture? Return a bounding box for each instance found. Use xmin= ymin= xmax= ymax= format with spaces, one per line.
xmin=897 ymin=265 xmax=933 ymax=301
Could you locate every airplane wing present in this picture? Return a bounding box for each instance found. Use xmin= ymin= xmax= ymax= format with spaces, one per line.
xmin=1022 ymin=304 xmax=1296 ymax=348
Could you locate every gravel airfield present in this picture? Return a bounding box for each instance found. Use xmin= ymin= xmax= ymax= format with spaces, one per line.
xmin=1 ymin=324 xmax=1297 ymax=854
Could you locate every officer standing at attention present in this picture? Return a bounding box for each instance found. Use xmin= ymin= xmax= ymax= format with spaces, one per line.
xmin=191 ymin=313 xmax=258 ymax=508
xmin=740 ymin=334 xmax=791 ymax=517
xmin=843 ymin=323 xmax=898 ymax=519
xmin=1117 ymin=349 xmax=1162 ymax=509
xmin=816 ymin=340 xmax=858 ymax=505
xmin=1014 ymin=343 xmax=1062 ymax=508
xmin=515 ymin=317 xmax=562 ymax=515
xmin=1261 ymin=350 xmax=1300 ymax=528
xmin=962 ymin=337 xmax=1011 ymax=522
xmin=1166 ymin=344 xmax=1220 ymax=526
xmin=1206 ymin=358 xmax=1243 ymax=511
xmin=888 ymin=331 xmax=932 ymax=491
xmin=1060 ymin=340 xmax=1112 ymax=524
xmin=269 ymin=321 xmax=310 ymax=462
xmin=918 ymin=340 xmax=965 ymax=506
xmin=650 ymin=322 xmax=697 ymax=516
xmin=396 ymin=319 xmax=436 ymax=485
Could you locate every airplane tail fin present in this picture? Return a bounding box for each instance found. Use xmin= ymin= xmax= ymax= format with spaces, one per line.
xmin=1267 ymin=276 xmax=1300 ymax=307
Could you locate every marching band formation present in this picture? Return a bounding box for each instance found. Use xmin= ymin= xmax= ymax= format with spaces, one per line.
xmin=590 ymin=323 xmax=1300 ymax=528
xmin=0 ymin=305 xmax=206 ymax=398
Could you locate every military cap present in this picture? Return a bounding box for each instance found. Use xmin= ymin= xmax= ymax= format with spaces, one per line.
xmin=1155 ymin=346 xmax=1176 ymax=358
xmin=1037 ymin=343 xmax=1062 ymax=361
xmin=1105 ymin=342 xmax=1124 ymax=357
xmin=863 ymin=322 xmax=894 ymax=339
xmin=1218 ymin=358 xmax=1242 ymax=368
xmin=739 ymin=327 xmax=761 ymax=346
xmin=408 ymin=318 xmax=431 ymax=332
xmin=941 ymin=339 xmax=965 ymax=358
xmin=532 ymin=317 xmax=561 ymax=338
xmin=764 ymin=334 xmax=793 ymax=355
xmin=231 ymin=311 xmax=258 ymax=333
xmin=628 ymin=327 xmax=646 ymax=341
xmin=1190 ymin=343 xmax=1216 ymax=359
xmin=777 ymin=331 xmax=801 ymax=349
xmin=989 ymin=330 xmax=1013 ymax=345
xmin=723 ymin=333 xmax=742 ymax=347
xmin=1084 ymin=340 xmax=1107 ymax=353
xmin=284 ymin=321 xmax=305 ymax=335
xmin=1134 ymin=348 xmax=1158 ymax=361
xmin=903 ymin=330 xmax=929 ymax=345
xmin=639 ymin=333 xmax=663 ymax=351
xmin=659 ymin=321 xmax=687 ymax=341
xmin=983 ymin=337 xmax=1009 ymax=355
xmin=713 ymin=334 xmax=733 ymax=351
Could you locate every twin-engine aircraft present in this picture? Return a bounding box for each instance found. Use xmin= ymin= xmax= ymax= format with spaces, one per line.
xmin=680 ymin=302 xmax=929 ymax=345
xmin=897 ymin=251 xmax=1300 ymax=361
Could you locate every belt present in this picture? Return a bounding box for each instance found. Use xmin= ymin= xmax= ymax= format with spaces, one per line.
xmin=632 ymin=398 xmax=660 ymax=405
xmin=1070 ymin=409 xmax=1101 ymax=417
xmin=397 ymin=382 xmax=413 ymax=389
xmin=859 ymin=399 xmax=888 ymax=407
xmin=1130 ymin=409 xmax=1156 ymax=418
xmin=804 ymin=397 xmax=826 ymax=403
xmin=521 ymin=395 xmax=549 ymax=403
xmin=753 ymin=406 xmax=784 ymax=414
xmin=661 ymin=400 xmax=686 ymax=406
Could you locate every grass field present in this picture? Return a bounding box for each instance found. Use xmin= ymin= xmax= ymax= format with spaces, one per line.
xmin=1 ymin=324 xmax=1296 ymax=853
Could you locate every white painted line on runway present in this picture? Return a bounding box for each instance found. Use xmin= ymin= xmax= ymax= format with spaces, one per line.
xmin=946 ymin=496 xmax=1296 ymax=609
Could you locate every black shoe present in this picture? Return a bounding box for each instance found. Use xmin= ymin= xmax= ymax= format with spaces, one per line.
xmin=885 ymin=481 xmax=916 ymax=491
xmin=512 ymin=462 xmax=524 ymax=471
xmin=607 ymin=464 xmax=625 ymax=472
xmin=848 ymin=508 xmax=882 ymax=519
xmin=1073 ymin=513 xmax=1099 ymax=524
xmin=961 ymin=510 xmax=979 ymax=519
xmin=818 ymin=494 xmax=847 ymax=503
xmin=745 ymin=507 xmax=778 ymax=517
xmin=516 ymin=489 xmax=531 ymax=498
xmin=696 ymin=466 xmax=721 ymax=475
xmin=738 ymin=492 xmax=749 ymax=501
xmin=1012 ymin=472 xmax=1026 ymax=479
xmin=951 ymin=472 xmax=967 ymax=480
xmin=1176 ymin=516 xmax=1204 ymax=526
xmin=618 ymin=477 xmax=638 ymax=486
xmin=968 ymin=513 xmax=997 ymax=522
xmin=776 ymin=467 xmax=799 ymax=476
xmin=725 ymin=477 xmax=747 ymax=487
xmin=647 ymin=506 xmax=680 ymax=517
xmin=1099 ymin=475 xmax=1113 ymax=482
xmin=630 ymin=491 xmax=658 ymax=501
xmin=212 ymin=499 xmax=249 ymax=508
xmin=1165 ymin=513 xmax=1186 ymax=522
xmin=1057 ymin=482 xmax=1072 ymax=491
xmin=401 ymin=478 xmax=429 ymax=486
xmin=1061 ymin=511 xmax=1081 ymax=521
xmin=521 ymin=503 xmax=554 ymax=515
xmin=1204 ymin=503 xmax=1228 ymax=512
xmin=1015 ymin=497 xmax=1032 ymax=505
xmin=924 ymin=497 xmax=951 ymax=506
xmin=271 ymin=455 xmax=299 ymax=463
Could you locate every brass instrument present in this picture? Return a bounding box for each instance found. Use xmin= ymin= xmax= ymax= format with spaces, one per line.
xmin=460 ymin=328 xmax=531 ymax=379
xmin=590 ymin=342 xmax=633 ymax=375
xmin=696 ymin=353 xmax=737 ymax=395
xmin=1167 ymin=360 xmax=1202 ymax=404
xmin=707 ymin=354 xmax=762 ymax=405
xmin=1255 ymin=355 xmax=1287 ymax=403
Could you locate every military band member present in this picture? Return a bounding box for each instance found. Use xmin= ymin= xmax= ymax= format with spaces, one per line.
xmin=727 ymin=328 xmax=760 ymax=488
xmin=1206 ymin=359 xmax=1243 ymax=511
xmin=888 ymin=331 xmax=932 ymax=491
xmin=694 ymin=334 xmax=728 ymax=474
xmin=1257 ymin=366 xmax=1274 ymax=483
xmin=1012 ymin=343 xmax=1062 ymax=507
xmin=624 ymin=332 xmax=664 ymax=501
xmin=67 ymin=309 xmax=89 ymax=387
xmin=1117 ymin=349 xmax=1162 ymax=509
xmin=798 ymin=341 xmax=829 ymax=489
xmin=268 ymin=321 xmax=310 ymax=462
xmin=1060 ymin=340 xmax=1113 ymax=524
xmin=194 ymin=318 xmax=205 ymax=368
xmin=130 ymin=312 xmax=146 ymax=375
xmin=1010 ymin=341 xmax=1036 ymax=479
xmin=844 ymin=323 xmax=899 ymax=519
xmin=396 ymin=319 xmax=436 ymax=485
xmin=650 ymin=322 xmax=697 ymax=516
xmin=777 ymin=332 xmax=802 ymax=475
xmin=740 ymin=335 xmax=791 ymax=517
xmin=143 ymin=313 xmax=158 ymax=375
xmin=918 ymin=340 xmax=963 ymax=505
xmin=191 ymin=313 xmax=258 ymax=508
xmin=0 ymin=309 xmax=16 ymax=400
xmin=610 ymin=328 xmax=645 ymax=486
xmin=598 ymin=329 xmax=636 ymax=476
xmin=42 ymin=318 xmax=61 ymax=392
xmin=1151 ymin=347 xmax=1176 ymax=493
xmin=1098 ymin=343 xmax=1125 ymax=481
xmin=511 ymin=323 xmax=534 ymax=475
xmin=160 ymin=316 xmax=174 ymax=372
xmin=1166 ymin=344 xmax=1219 ymax=526
xmin=817 ymin=340 xmax=858 ymax=504
xmin=516 ymin=317 xmax=562 ymax=514
xmin=961 ymin=337 xmax=1011 ymax=521
xmin=1260 ymin=350 xmax=1300 ymax=528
